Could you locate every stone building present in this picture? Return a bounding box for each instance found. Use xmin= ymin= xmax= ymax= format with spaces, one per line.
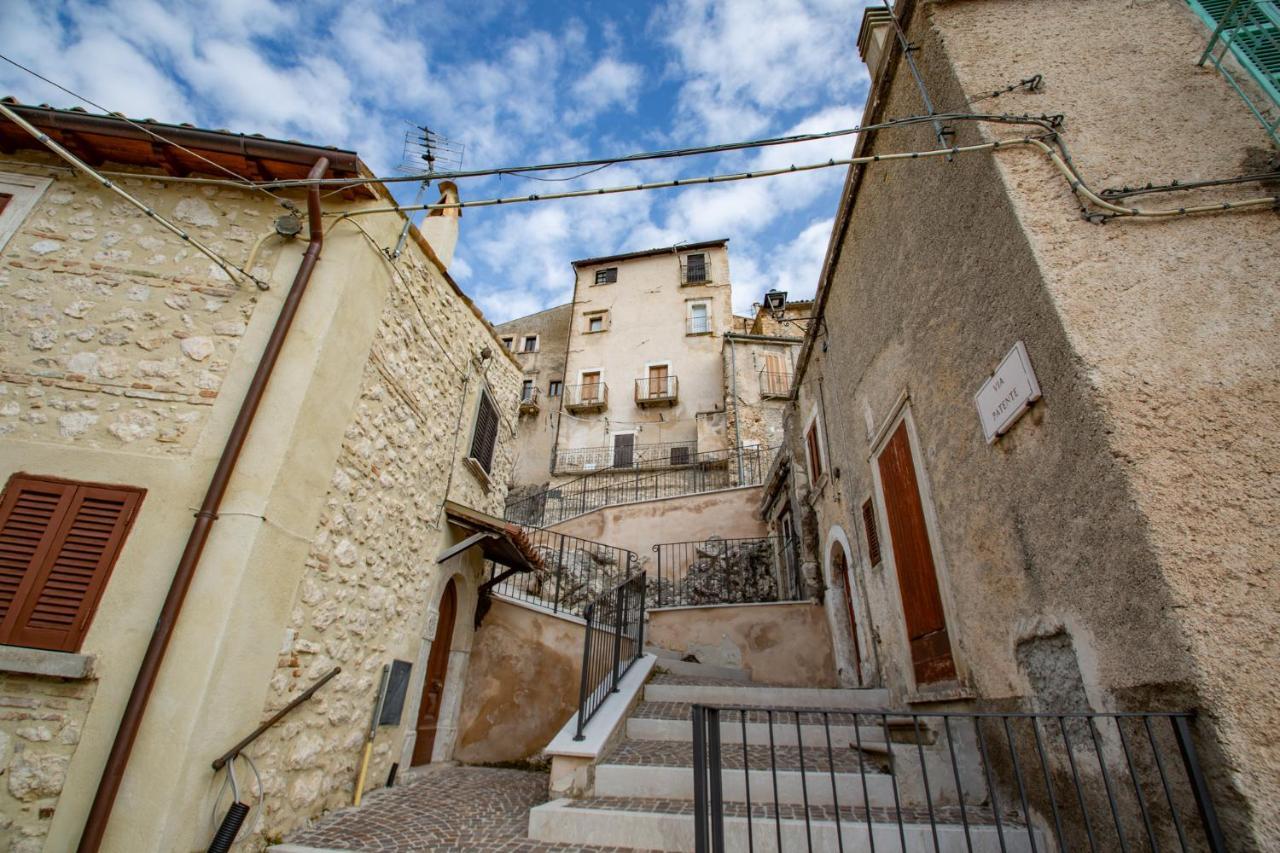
xmin=0 ymin=101 xmax=529 ymax=850
xmin=722 ymin=299 xmax=811 ymax=453
xmin=763 ymin=1 xmax=1279 ymax=848
xmin=494 ymin=303 xmax=571 ymax=496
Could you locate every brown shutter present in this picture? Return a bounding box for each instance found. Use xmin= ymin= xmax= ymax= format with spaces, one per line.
xmin=0 ymin=475 xmax=143 ymax=652
xmin=861 ymin=499 xmax=882 ymax=566
xmin=469 ymin=393 xmax=500 ymax=474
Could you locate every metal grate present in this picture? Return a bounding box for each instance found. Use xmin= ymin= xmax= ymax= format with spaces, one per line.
xmin=1189 ymin=0 xmax=1280 ymax=144
xmin=862 ymin=499 xmax=882 ymax=566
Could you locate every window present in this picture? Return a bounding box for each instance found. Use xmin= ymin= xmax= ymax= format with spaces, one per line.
xmin=805 ymin=420 xmax=824 ymax=481
xmin=0 ymin=173 xmax=52 ymax=255
xmin=594 ymin=267 xmax=618 ymax=285
xmin=468 ymin=391 xmax=500 ymax=474
xmin=0 ymin=474 xmax=144 ymax=652
xmin=581 ymin=371 xmax=602 ymax=402
xmin=681 ymin=252 xmax=709 ymax=284
xmin=548 ymin=380 xmax=563 ymax=397
xmin=521 ymin=379 xmax=535 ymax=402
xmin=522 ymin=335 xmax=538 ymax=353
xmin=862 ymin=499 xmax=882 ymax=566
xmin=585 ymin=312 xmax=607 ymax=333
xmin=500 ymin=336 xmax=514 ymax=351
xmin=688 ymin=302 xmax=710 ymax=335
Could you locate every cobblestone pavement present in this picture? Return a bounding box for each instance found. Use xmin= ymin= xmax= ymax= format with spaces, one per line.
xmin=284 ymin=765 xmax=648 ymax=852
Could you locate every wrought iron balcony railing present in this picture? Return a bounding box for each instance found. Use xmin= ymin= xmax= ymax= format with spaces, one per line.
xmin=758 ymin=370 xmax=793 ymax=399
xmin=564 ymin=381 xmax=608 ymax=412
xmin=635 ymin=375 xmax=678 ymax=407
xmin=518 ymin=386 xmax=539 ymax=413
xmin=554 ymin=440 xmax=698 ymax=474
xmin=681 ymin=256 xmax=711 ymax=285
xmin=651 ymin=535 xmax=806 ymax=608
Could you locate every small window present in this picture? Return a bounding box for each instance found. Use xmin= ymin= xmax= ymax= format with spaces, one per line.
xmin=469 ymin=391 xmax=500 ymax=474
xmin=586 ymin=312 xmax=607 ymax=333
xmin=688 ymin=302 xmax=710 ymax=335
xmin=500 ymin=336 xmax=514 ymax=351
xmin=862 ymin=499 xmax=882 ymax=566
xmin=521 ymin=379 xmax=535 ymax=402
xmin=595 ymin=267 xmax=618 ymax=285
xmin=548 ymin=380 xmax=563 ymax=397
xmin=0 ymin=474 xmax=144 ymax=652
xmin=681 ymin=252 xmax=710 ymax=284
xmin=522 ymin=336 xmax=538 ymax=353
xmin=805 ymin=421 xmax=824 ymax=481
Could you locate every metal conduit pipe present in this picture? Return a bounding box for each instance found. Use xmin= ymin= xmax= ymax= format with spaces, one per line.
xmin=77 ymin=156 xmax=331 ymax=853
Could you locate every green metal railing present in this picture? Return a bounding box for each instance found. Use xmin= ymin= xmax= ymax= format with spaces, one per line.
xmin=1188 ymin=0 xmax=1280 ymax=144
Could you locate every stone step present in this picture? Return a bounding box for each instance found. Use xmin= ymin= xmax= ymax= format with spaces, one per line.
xmin=625 ymin=715 xmax=892 ymax=753
xmin=528 ymin=797 xmax=1039 ymax=852
xmin=643 ymin=675 xmax=891 ymax=710
xmin=595 ymin=762 xmax=898 ymax=807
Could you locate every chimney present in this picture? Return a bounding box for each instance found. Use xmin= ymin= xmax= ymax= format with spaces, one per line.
xmin=419 ymin=180 xmax=461 ymax=268
xmin=857 ymin=5 xmax=894 ymax=85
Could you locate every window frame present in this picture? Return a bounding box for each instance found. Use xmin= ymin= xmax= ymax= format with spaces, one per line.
xmin=548 ymin=380 xmax=563 ymax=397
xmin=686 ymin=300 xmax=712 ymax=335
xmin=500 ymin=336 xmax=515 ymax=351
xmin=803 ymin=406 xmax=826 ymax=483
xmin=584 ymin=310 xmax=609 ymax=334
xmin=0 ymin=173 xmax=53 ymax=254
xmin=521 ymin=335 xmax=539 ymax=353
xmin=594 ymin=267 xmax=618 ymax=285
xmin=467 ymin=389 xmax=501 ymax=475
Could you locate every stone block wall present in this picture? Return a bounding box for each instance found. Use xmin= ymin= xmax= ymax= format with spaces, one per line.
xmin=236 ymin=240 xmax=520 ymax=846
xmin=0 ymin=674 xmax=96 ymax=853
xmin=0 ymin=163 xmax=284 ymax=453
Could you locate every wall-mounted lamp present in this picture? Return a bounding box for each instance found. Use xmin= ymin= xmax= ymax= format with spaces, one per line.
xmin=764 ymin=288 xmax=788 ymax=318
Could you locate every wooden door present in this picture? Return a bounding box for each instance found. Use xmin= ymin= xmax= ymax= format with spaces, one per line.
xmin=412 ymin=579 xmax=457 ymax=765
xmin=833 ymin=546 xmax=864 ymax=685
xmin=581 ymin=371 xmax=601 ymax=402
xmin=877 ymin=422 xmax=956 ymax=684
xmin=613 ymin=433 xmax=635 ymax=468
xmin=648 ymin=364 xmax=669 ymax=398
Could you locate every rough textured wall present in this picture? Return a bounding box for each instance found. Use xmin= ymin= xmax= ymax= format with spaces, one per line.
xmin=0 ymin=161 xmax=282 ymax=451
xmin=496 ymin=303 xmax=571 ymax=488
xmin=550 ymin=486 xmax=767 ymax=574
xmin=454 ymin=599 xmax=585 ymax=764
xmin=0 ymin=674 xmax=96 ymax=853
xmin=237 ymin=240 xmax=520 ymax=847
xmin=723 ymin=337 xmax=799 ymax=451
xmin=648 ymin=602 xmax=837 ymax=687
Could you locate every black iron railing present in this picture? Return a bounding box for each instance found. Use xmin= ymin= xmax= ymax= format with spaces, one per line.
xmin=484 ymin=524 xmax=638 ymax=620
xmin=651 ymin=536 xmax=805 ymax=607
xmin=681 ymin=255 xmax=711 ymax=285
xmin=690 ymin=706 xmax=1225 ymax=853
xmin=635 ymin=375 xmax=679 ymax=405
xmin=565 ymin=382 xmax=608 ymax=411
xmin=554 ymin=440 xmax=699 ymax=474
xmin=574 ymin=572 xmax=646 ymax=740
xmin=506 ymin=444 xmax=775 ymax=528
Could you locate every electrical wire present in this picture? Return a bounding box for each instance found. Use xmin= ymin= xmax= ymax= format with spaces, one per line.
xmin=0 ymin=53 xmax=291 ymax=208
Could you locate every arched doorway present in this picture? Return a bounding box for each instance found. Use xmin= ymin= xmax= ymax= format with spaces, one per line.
xmin=412 ymin=578 xmax=457 ymax=765
xmin=832 ymin=544 xmax=864 ymax=686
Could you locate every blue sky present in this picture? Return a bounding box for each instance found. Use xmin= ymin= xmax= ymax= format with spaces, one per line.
xmin=2 ymin=0 xmax=874 ymax=322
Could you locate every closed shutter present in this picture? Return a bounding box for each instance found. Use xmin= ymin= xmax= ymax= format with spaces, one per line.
xmin=862 ymin=499 xmax=882 ymax=566
xmin=469 ymin=392 xmax=500 ymax=474
xmin=0 ymin=476 xmax=142 ymax=652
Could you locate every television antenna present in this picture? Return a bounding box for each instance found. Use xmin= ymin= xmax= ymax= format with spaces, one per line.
xmin=390 ymin=123 xmax=464 ymax=260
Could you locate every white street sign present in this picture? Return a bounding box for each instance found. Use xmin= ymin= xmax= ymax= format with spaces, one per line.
xmin=974 ymin=340 xmax=1041 ymax=444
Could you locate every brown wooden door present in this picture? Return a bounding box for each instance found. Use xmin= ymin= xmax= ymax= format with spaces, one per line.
xmin=648 ymin=364 xmax=669 ymax=398
xmin=581 ymin=372 xmax=601 ymax=402
xmin=613 ymin=433 xmax=635 ymax=468
xmin=412 ymin=579 xmax=457 ymax=765
xmin=877 ymin=422 xmax=956 ymax=685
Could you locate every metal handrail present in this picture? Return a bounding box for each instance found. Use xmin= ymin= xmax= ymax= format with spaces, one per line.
xmin=635 ymin=375 xmax=678 ymax=403
xmin=484 ymin=524 xmax=639 ymax=619
xmin=565 ymin=382 xmax=608 ymax=409
xmin=574 ymin=572 xmax=646 ymax=740
xmin=211 ymin=666 xmax=341 ymax=770
xmin=554 ymin=439 xmax=698 ymax=474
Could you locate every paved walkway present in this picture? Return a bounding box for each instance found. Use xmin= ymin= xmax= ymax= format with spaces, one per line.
xmin=281 ymin=764 xmax=645 ymax=852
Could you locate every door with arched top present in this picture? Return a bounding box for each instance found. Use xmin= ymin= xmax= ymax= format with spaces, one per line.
xmin=832 ymin=545 xmax=864 ymax=685
xmin=412 ymin=578 xmax=457 ymax=765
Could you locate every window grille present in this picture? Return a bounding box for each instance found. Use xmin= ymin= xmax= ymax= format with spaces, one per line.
xmin=1188 ymin=0 xmax=1280 ymax=144
xmin=680 ymin=253 xmax=710 ymax=284
xmin=469 ymin=392 xmax=500 ymax=473
xmin=595 ymin=267 xmax=618 ymax=285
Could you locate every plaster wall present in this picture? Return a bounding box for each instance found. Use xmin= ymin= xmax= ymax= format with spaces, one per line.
xmin=557 ymin=245 xmax=732 ymax=456
xmin=549 ymin=486 xmax=767 ymax=574
xmin=723 ymin=335 xmax=800 ymax=451
xmin=789 ymin=0 xmax=1277 ymax=845
xmin=454 ymin=598 xmax=586 ymax=765
xmin=497 ymin=303 xmax=571 ymax=490
xmin=647 ymin=602 xmax=837 ymax=688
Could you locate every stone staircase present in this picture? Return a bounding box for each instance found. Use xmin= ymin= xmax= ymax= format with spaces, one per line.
xmin=528 ymin=661 xmax=1039 ymax=851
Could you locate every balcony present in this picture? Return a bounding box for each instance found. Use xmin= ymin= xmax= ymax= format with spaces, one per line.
xmin=635 ymin=375 xmax=678 ymax=408
xmin=554 ymin=440 xmax=698 ymax=474
xmin=758 ymin=370 xmax=793 ymax=399
xmin=564 ymin=382 xmax=608 ymax=413
xmin=519 ymin=386 xmax=540 ymax=414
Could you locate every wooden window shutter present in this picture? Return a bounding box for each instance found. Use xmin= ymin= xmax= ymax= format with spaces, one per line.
xmin=862 ymin=498 xmax=882 ymax=566
xmin=806 ymin=423 xmax=823 ymax=480
xmin=0 ymin=475 xmax=143 ymax=652
xmin=469 ymin=392 xmax=500 ymax=474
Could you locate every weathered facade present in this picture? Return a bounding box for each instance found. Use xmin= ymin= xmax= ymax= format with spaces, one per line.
xmin=495 ymin=303 xmax=571 ymax=494
xmin=764 ymin=1 xmax=1279 ymax=848
xmin=0 ymin=104 xmax=524 ymax=850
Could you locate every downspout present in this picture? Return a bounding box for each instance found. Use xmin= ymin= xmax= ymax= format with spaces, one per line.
xmin=77 ymin=157 xmax=332 ymax=853
xmin=729 ymin=335 xmax=744 ymax=482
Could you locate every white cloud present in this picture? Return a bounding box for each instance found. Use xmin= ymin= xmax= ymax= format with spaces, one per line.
xmin=570 ymin=57 xmax=644 ymax=119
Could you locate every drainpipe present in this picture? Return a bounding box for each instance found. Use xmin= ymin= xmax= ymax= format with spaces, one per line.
xmin=728 ymin=335 xmax=744 ymax=482
xmin=77 ymin=157 xmax=332 ymax=853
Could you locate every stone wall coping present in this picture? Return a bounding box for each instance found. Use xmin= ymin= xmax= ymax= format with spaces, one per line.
xmin=492 ymin=593 xmax=588 ymax=627
xmin=648 ymin=599 xmax=819 ymax=614
xmin=0 ymin=645 xmax=94 ymax=679
xmin=544 ymin=654 xmax=657 ymax=760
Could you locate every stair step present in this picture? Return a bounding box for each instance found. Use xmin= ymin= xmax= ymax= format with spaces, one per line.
xmin=528 ymin=797 xmax=1039 ymax=852
xmin=626 ymin=715 xmax=892 ymax=752
xmin=653 ymin=657 xmax=752 ymax=682
xmin=643 ymin=675 xmax=891 ymax=710
xmin=601 ymin=738 xmax=890 ymax=775
xmin=595 ymin=762 xmax=897 ymax=806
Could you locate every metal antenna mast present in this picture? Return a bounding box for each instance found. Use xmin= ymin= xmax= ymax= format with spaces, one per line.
xmin=390 ymin=124 xmax=464 ymax=259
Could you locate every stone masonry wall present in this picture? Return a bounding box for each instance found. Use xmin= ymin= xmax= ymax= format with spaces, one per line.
xmin=0 ymin=159 xmax=285 ymax=452
xmin=0 ymin=674 xmax=96 ymax=853
xmin=237 ymin=240 xmax=520 ymax=847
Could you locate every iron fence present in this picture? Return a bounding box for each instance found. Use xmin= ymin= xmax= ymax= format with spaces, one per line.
xmin=565 ymin=382 xmax=608 ymax=411
xmin=575 ymin=572 xmax=645 ymax=740
xmin=635 ymin=375 xmax=679 ymax=405
xmin=651 ymin=535 xmax=805 ymax=608
xmin=690 ymin=705 xmax=1224 ymax=853
xmin=483 ymin=524 xmax=638 ymax=620
xmin=505 ymin=444 xmax=775 ymax=528
xmin=553 ymin=440 xmax=699 ymax=474
xmin=681 ymin=254 xmax=712 ymax=285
